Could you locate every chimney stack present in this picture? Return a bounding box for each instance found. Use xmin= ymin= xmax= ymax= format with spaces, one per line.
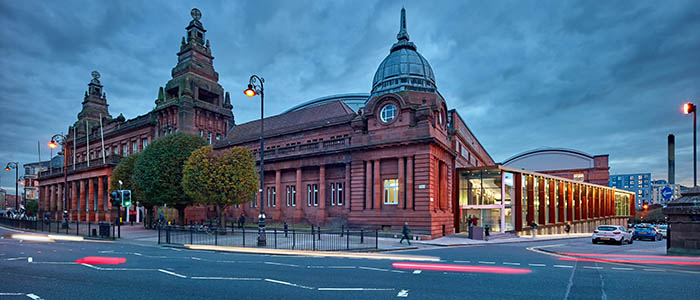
xmin=668 ymin=134 xmax=675 ymax=184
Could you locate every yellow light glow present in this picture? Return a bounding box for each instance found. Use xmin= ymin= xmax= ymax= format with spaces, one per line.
xmin=4 ymin=167 xmax=9 ymax=171
xmin=47 ymin=235 xmax=84 ymax=241
xmin=244 ymin=88 xmax=256 ymax=97
xmin=48 ymin=141 xmax=58 ymax=149
xmin=683 ymin=103 xmax=693 ymax=114
xmin=11 ymin=234 xmax=53 ymax=242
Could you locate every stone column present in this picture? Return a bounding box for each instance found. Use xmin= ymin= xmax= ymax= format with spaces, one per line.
xmin=318 ymin=165 xmax=326 ymax=223
xmin=57 ymin=183 xmax=63 ymax=216
xmin=275 ymin=170 xmax=281 ymax=212
xmin=365 ymin=161 xmax=372 ymax=210
xmin=398 ymin=157 xmax=405 ymax=209
xmin=296 ymin=168 xmax=302 ymax=211
xmin=71 ymin=181 xmax=78 ymax=221
xmin=407 ymin=156 xmax=414 ymax=210
xmin=440 ymin=161 xmax=448 ymax=211
xmin=98 ymin=176 xmax=104 ymax=222
xmin=105 ymin=176 xmax=112 ymax=222
xmin=79 ymin=180 xmax=86 ymax=221
xmin=49 ymin=185 xmax=55 ymax=219
xmin=88 ymin=178 xmax=95 ymax=222
xmin=344 ymin=163 xmax=351 ymax=208
xmin=373 ymin=159 xmax=381 ymax=211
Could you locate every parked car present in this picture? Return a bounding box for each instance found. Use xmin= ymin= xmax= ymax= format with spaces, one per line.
xmin=633 ymin=226 xmax=662 ymax=241
xmin=657 ymin=225 xmax=668 ymax=239
xmin=592 ymin=225 xmax=633 ymax=245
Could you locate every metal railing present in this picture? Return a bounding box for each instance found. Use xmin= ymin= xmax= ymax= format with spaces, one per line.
xmin=158 ymin=225 xmax=378 ymax=251
xmin=0 ymin=216 xmax=115 ymax=239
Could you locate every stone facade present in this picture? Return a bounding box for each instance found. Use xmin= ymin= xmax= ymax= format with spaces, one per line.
xmin=37 ymin=9 xmax=234 ymax=222
xmin=663 ymin=187 xmax=700 ymax=256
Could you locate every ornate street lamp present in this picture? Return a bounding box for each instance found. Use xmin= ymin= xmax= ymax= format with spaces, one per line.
xmin=683 ymin=102 xmax=697 ymax=186
xmin=244 ymin=75 xmax=267 ymax=247
xmin=49 ymin=133 xmax=69 ymax=223
xmin=5 ymin=162 xmax=19 ymax=210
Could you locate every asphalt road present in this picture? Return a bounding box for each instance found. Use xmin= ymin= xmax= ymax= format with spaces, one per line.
xmin=1 ymin=226 xmax=698 ymax=300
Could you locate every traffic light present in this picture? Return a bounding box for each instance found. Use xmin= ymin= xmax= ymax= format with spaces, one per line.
xmin=122 ymin=190 xmax=132 ymax=207
xmin=110 ymin=191 xmax=121 ymax=207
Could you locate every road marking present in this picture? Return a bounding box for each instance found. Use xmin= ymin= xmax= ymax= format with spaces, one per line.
xmin=80 ymin=263 xmax=102 ymax=270
xmin=359 ymin=266 xmax=390 ymax=272
xmin=528 ymin=264 xmax=546 ymax=267
xmin=583 ymin=266 xmax=602 ymax=270
xmin=554 ymin=265 xmax=573 ymax=268
xmin=453 ymin=260 xmax=470 ymax=263
xmin=643 ymin=269 xmax=665 ymax=272
xmin=26 ymin=293 xmax=43 ymax=300
xmin=413 ymin=270 xmax=422 ymax=274
xmin=397 ymin=289 xmax=409 ymax=297
xmin=158 ymin=269 xmax=187 ymax=278
xmin=0 ymin=293 xmax=24 ymax=296
xmin=391 ymin=270 xmax=406 ymax=273
xmin=27 ymin=257 xmax=32 ymax=263
xmin=264 ymin=261 xmax=299 ymax=267
xmin=503 ymin=262 xmax=520 ymax=266
xmin=98 ymin=250 xmax=114 ymax=253
xmin=318 ymin=288 xmax=394 ymax=291
xmin=5 ymin=257 xmax=27 ymax=261
xmin=478 ymin=261 xmax=496 ymax=264
xmin=264 ymin=279 xmax=314 ymax=289
xmin=327 ymin=266 xmax=356 ymax=269
xmin=307 ymin=266 xmax=326 ymax=269
xmin=611 ymin=267 xmax=634 ymax=271
xmin=133 ymin=253 xmax=142 ymax=256
xmin=191 ymin=277 xmax=261 ymax=281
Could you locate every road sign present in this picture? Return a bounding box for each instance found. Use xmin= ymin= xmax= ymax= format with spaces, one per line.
xmin=661 ymin=186 xmax=673 ymax=200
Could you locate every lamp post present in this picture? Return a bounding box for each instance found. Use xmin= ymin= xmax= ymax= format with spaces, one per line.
xmin=5 ymin=162 xmax=19 ymax=210
xmin=49 ymin=133 xmax=69 ymax=224
xmin=244 ymin=74 xmax=267 ymax=247
xmin=683 ymin=102 xmax=697 ymax=186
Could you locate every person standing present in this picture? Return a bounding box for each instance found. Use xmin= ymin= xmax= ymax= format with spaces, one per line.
xmin=400 ymin=222 xmax=412 ymax=245
xmin=530 ymin=221 xmax=538 ymax=238
xmin=238 ymin=214 xmax=246 ymax=229
xmin=564 ymin=223 xmax=571 ymax=235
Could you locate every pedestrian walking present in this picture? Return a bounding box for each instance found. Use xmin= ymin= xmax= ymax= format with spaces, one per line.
xmin=467 ymin=215 xmax=473 ymax=227
xmin=238 ymin=214 xmax=246 ymax=229
xmin=531 ymin=221 xmax=538 ymax=238
xmin=484 ymin=224 xmax=490 ymax=241
xmin=564 ymin=223 xmax=571 ymax=235
xmin=400 ymin=222 xmax=412 ymax=245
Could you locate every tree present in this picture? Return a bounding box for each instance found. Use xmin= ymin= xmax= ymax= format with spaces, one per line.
xmin=133 ymin=132 xmax=207 ymax=225
xmin=183 ymin=146 xmax=258 ymax=228
xmin=25 ymin=200 xmax=38 ymax=216
xmin=109 ymin=153 xmax=146 ymax=225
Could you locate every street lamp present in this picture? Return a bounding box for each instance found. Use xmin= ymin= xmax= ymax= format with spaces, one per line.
xmin=244 ymin=74 xmax=267 ymax=247
xmin=49 ymin=133 xmax=69 ymax=222
xmin=683 ymin=102 xmax=697 ymax=186
xmin=5 ymin=162 xmax=19 ymax=210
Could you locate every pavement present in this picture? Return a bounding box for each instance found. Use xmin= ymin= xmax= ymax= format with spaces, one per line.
xmin=2 ymin=224 xmax=699 ymax=299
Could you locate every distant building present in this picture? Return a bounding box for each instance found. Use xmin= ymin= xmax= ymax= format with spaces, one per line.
xmin=0 ymin=188 xmax=6 ymax=210
xmin=502 ymin=148 xmax=610 ymax=185
xmin=650 ymin=179 xmax=682 ymax=206
xmin=609 ymin=173 xmax=651 ymax=209
xmin=23 ymin=160 xmax=51 ymax=205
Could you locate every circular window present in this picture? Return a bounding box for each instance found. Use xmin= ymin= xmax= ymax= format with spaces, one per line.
xmin=380 ymin=104 xmax=397 ymax=123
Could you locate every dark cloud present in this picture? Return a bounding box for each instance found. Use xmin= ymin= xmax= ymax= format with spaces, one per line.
xmin=1 ymin=0 xmax=699 ymax=194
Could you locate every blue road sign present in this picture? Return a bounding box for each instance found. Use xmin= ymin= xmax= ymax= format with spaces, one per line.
xmin=661 ymin=186 xmax=673 ymax=200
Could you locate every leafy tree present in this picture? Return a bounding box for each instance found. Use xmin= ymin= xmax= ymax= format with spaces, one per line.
xmin=183 ymin=146 xmax=258 ymax=228
xmin=133 ymin=132 xmax=207 ymax=225
xmin=109 ymin=153 xmax=146 ymax=225
xmin=25 ymin=200 xmax=38 ymax=216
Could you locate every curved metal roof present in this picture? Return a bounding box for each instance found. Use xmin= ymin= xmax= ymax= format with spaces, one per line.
xmin=282 ymin=93 xmax=368 ymax=114
xmin=502 ymin=147 xmax=594 ymax=165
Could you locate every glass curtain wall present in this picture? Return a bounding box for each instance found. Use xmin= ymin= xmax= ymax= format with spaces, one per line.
xmin=460 ymin=169 xmax=504 ymax=232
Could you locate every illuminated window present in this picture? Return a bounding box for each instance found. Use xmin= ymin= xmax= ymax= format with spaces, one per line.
xmin=307 ymin=184 xmax=312 ymax=206
xmin=286 ymin=186 xmax=290 ymax=206
xmin=337 ymin=183 xmax=343 ymax=205
xmin=132 ymin=141 xmax=137 ymax=153
xmin=313 ymin=184 xmax=318 ymax=206
xmin=330 ymin=183 xmax=336 ymax=205
xmin=573 ymin=174 xmax=584 ymax=182
xmin=291 ymin=185 xmax=296 ymax=206
xmin=383 ymin=179 xmax=399 ymax=205
xmin=142 ymin=138 xmax=148 ymax=149
xmin=380 ymin=104 xmax=397 ymax=123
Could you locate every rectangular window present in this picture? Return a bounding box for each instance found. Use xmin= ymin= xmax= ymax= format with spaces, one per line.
xmin=272 ymin=187 xmax=276 ymax=207
xmin=291 ymin=185 xmax=296 ymax=206
xmin=313 ymin=184 xmax=319 ymax=206
xmin=330 ymin=183 xmax=336 ymax=205
xmin=142 ymin=138 xmax=148 ymax=149
xmin=216 ymin=134 xmax=221 ymax=141
xmin=337 ymin=182 xmax=343 ymax=205
xmin=208 ymin=132 xmax=212 ymax=144
xmin=132 ymin=141 xmax=137 ymax=153
xmin=286 ymin=186 xmax=290 ymax=206
xmin=267 ymin=188 xmax=270 ymax=207
xmin=383 ymin=179 xmax=399 ymax=205
xmin=105 ymin=148 xmax=110 ymax=157
xmin=308 ymin=184 xmax=312 ymax=206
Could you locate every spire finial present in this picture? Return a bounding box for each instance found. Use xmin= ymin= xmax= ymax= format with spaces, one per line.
xmin=397 ymin=7 xmax=409 ymax=41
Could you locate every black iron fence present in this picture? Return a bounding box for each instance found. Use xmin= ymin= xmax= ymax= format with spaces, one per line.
xmin=0 ymin=217 xmax=115 ymax=239
xmin=158 ymin=225 xmax=378 ymax=251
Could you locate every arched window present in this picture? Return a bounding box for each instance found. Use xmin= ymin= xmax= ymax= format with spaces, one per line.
xmin=380 ymin=104 xmax=397 ymax=123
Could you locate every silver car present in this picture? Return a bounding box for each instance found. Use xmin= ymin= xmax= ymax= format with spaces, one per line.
xmin=657 ymin=225 xmax=668 ymax=238
xmin=592 ymin=225 xmax=633 ymax=245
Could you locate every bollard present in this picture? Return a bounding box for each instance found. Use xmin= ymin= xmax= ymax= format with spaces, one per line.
xmin=284 ymin=222 xmax=288 ymax=237
xmin=360 ymin=229 xmax=364 ymax=244
xmin=274 ymin=228 xmax=277 ymax=249
xmin=292 ymin=229 xmax=296 ymax=250
xmin=346 ymin=229 xmax=350 ymax=250
xmin=190 ymin=228 xmax=193 ymax=244
xmin=158 ymin=226 xmax=161 ymax=244
xmin=375 ymin=229 xmax=378 ymax=249
xmin=318 ymin=226 xmax=321 ymax=241
xmin=215 ymin=229 xmax=218 ymax=245
xmin=76 ymin=221 xmax=80 ymax=236
xmin=312 ymin=227 xmax=316 ymax=251
xmin=242 ymin=226 xmax=246 ymax=246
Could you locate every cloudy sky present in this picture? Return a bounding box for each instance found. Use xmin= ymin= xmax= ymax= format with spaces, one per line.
xmin=1 ymin=0 xmax=699 ymax=194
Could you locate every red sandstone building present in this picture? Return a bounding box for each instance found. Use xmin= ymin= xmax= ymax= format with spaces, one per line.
xmin=37 ymin=8 xmax=234 ymax=222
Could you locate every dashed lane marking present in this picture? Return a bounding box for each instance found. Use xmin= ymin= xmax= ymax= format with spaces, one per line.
xmin=318 ymin=288 xmax=395 ymax=291
xmin=528 ymin=264 xmax=546 ymax=267
xmin=359 ymin=266 xmax=390 ymax=272
xmin=264 ymin=279 xmax=314 ymax=290
xmin=158 ymin=269 xmax=187 ymax=278
xmin=5 ymin=257 xmax=27 ymax=261
xmin=553 ymin=265 xmax=573 ymax=268
xmin=583 ymin=266 xmax=603 ymax=270
xmin=264 ymin=261 xmax=300 ymax=267
xmin=327 ymin=266 xmax=356 ymax=269
xmin=397 ymin=289 xmax=409 ymax=297
xmin=0 ymin=293 xmax=24 ymax=296
xmin=26 ymin=293 xmax=43 ymax=300
xmin=27 ymin=257 xmax=32 ymax=263
xmin=413 ymin=270 xmax=422 ymax=274
xmin=191 ymin=277 xmax=261 ymax=281
xmin=478 ymin=261 xmax=496 ymax=264
xmin=611 ymin=267 xmax=634 ymax=271
xmin=503 ymin=262 xmax=520 ymax=266
xmin=643 ymin=269 xmax=665 ymax=272
xmin=453 ymin=260 xmax=470 ymax=263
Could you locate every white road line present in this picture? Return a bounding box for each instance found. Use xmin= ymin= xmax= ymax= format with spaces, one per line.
xmin=26 ymin=293 xmax=43 ymax=300
xmin=30 ymin=262 xmax=75 ymax=265
xmin=81 ymin=263 xmax=103 ymax=270
xmin=5 ymin=257 xmax=27 ymax=261
xmin=327 ymin=266 xmax=356 ymax=269
xmin=264 ymin=261 xmax=299 ymax=267
xmin=413 ymin=270 xmax=422 ymax=274
xmin=643 ymin=269 xmax=665 ymax=272
xmin=318 ymin=288 xmax=395 ymax=291
xmin=503 ymin=262 xmax=521 ymax=266
xmin=27 ymin=257 xmax=32 ymax=263
xmin=133 ymin=253 xmax=142 ymax=256
xmin=264 ymin=279 xmax=314 ymax=289
xmin=612 ymin=267 xmax=634 ymax=271
xmin=191 ymin=257 xmax=201 ymax=260
xmin=191 ymin=277 xmax=261 ymax=281
xmin=359 ymin=266 xmax=390 ymax=272
xmin=453 ymin=260 xmax=470 ymax=263
xmin=390 ymin=270 xmax=406 ymax=274
xmin=583 ymin=266 xmax=603 ymax=270
xmin=397 ymin=289 xmax=409 ymax=297
xmin=307 ymin=266 xmax=326 ymax=269
xmin=98 ymin=250 xmax=114 ymax=253
xmin=554 ymin=265 xmax=573 ymax=268
xmin=158 ymin=269 xmax=187 ymax=278
xmin=528 ymin=264 xmax=546 ymax=267
xmin=478 ymin=261 xmax=496 ymax=264
xmin=0 ymin=293 xmax=24 ymax=296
